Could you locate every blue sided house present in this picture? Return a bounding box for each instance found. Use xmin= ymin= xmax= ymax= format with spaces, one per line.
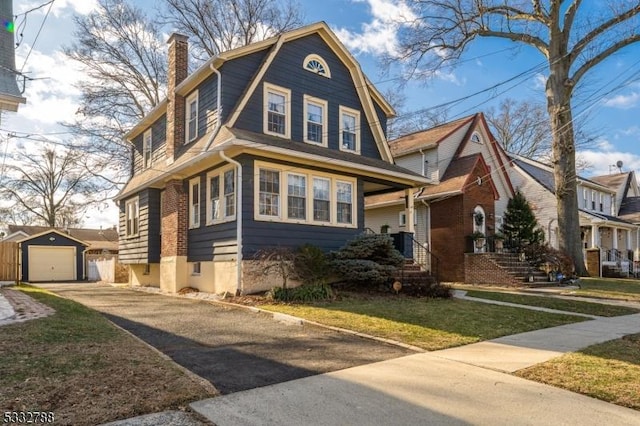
xmin=115 ymin=22 xmax=428 ymax=294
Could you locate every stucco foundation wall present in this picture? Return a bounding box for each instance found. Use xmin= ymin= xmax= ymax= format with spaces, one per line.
xmin=130 ymin=263 xmax=160 ymax=287
xmin=242 ymin=260 xmax=302 ymax=294
xmin=188 ymin=260 xmax=237 ymax=294
xmin=161 ymin=255 xmax=188 ymax=293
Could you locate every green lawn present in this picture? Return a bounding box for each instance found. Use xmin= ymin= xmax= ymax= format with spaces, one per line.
xmin=517 ymin=333 xmax=640 ymax=410
xmin=570 ymin=277 xmax=640 ymax=302
xmin=261 ymin=293 xmax=587 ymax=350
xmin=0 ymin=286 xmax=213 ymax=426
xmin=465 ymin=290 xmax=639 ymax=317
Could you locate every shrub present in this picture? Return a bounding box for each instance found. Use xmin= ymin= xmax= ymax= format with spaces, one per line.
xmin=330 ymin=234 xmax=404 ymax=287
xmin=524 ymin=243 xmax=576 ymax=277
xmin=269 ymin=283 xmax=334 ymax=302
xmin=293 ymin=244 xmax=330 ymax=285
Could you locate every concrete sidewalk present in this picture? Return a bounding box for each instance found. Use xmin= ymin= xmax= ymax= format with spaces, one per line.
xmin=191 ymin=311 xmax=640 ymax=425
xmin=191 ymin=351 xmax=640 ymax=425
xmin=431 ymin=313 xmax=640 ymax=372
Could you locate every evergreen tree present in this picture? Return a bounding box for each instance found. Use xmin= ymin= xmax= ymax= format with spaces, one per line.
xmin=502 ymin=191 xmax=544 ymax=250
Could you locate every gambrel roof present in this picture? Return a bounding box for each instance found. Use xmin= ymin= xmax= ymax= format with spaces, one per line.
xmin=126 ymin=22 xmax=395 ymax=162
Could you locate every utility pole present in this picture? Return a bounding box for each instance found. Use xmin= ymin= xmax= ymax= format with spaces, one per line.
xmin=0 ymin=0 xmax=26 ymax=112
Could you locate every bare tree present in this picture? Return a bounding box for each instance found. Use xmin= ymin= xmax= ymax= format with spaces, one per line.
xmin=395 ymin=1 xmax=640 ymax=275
xmin=161 ymin=0 xmax=304 ymax=62
xmin=385 ymin=88 xmax=449 ymax=140
xmin=485 ymin=98 xmax=551 ymax=159
xmin=64 ymin=0 xmax=167 ymax=184
xmin=0 ymin=148 xmax=108 ymax=227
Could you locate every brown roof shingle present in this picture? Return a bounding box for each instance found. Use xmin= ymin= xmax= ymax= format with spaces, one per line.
xmin=389 ymin=115 xmax=474 ymax=157
xmin=7 ymin=225 xmax=119 ymax=251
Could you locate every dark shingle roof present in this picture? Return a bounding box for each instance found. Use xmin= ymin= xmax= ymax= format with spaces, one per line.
xmin=7 ymin=225 xmax=119 ymax=250
xmin=228 ymin=127 xmax=426 ymax=179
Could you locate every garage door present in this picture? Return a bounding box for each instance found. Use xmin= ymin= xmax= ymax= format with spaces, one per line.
xmin=28 ymin=246 xmax=76 ymax=281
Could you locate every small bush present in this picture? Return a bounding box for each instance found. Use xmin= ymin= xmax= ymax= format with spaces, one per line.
xmin=523 ymin=243 xmax=576 ymax=277
xmin=293 ymin=244 xmax=329 ymax=285
xmin=330 ymin=234 xmax=404 ymax=287
xmin=269 ymin=283 xmax=334 ymax=302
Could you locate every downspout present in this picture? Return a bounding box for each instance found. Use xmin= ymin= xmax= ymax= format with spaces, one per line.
xmin=201 ymin=65 xmax=243 ymax=293
xmin=419 ymin=149 xmax=426 ymax=176
xmin=220 ymin=150 xmax=243 ymax=295
xmin=204 ymin=64 xmax=223 ymax=151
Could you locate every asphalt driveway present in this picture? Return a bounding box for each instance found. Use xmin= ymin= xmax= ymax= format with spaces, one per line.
xmin=35 ymin=283 xmax=412 ymax=394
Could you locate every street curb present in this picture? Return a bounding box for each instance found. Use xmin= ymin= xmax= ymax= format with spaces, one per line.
xmin=107 ymin=321 xmax=220 ymax=396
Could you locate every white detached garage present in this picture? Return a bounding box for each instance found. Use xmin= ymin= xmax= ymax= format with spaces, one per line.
xmin=18 ymin=230 xmax=88 ymax=282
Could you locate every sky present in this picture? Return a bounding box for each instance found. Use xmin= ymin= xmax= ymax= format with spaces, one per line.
xmin=2 ymin=0 xmax=640 ymax=229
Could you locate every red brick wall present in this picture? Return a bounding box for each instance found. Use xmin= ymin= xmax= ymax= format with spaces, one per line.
xmin=431 ymin=159 xmax=497 ymax=282
xmin=161 ymin=179 xmax=188 ymax=257
xmin=464 ymin=254 xmax=522 ymax=286
xmin=166 ymin=34 xmax=188 ymax=161
xmin=586 ymin=249 xmax=600 ymax=277
xmin=431 ymin=195 xmax=465 ymax=282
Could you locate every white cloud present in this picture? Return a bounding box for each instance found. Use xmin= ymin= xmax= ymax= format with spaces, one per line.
xmin=603 ymin=92 xmax=640 ymax=109
xmin=334 ymin=0 xmax=416 ymax=57
xmin=532 ymin=73 xmax=546 ymax=90
xmin=15 ymin=48 xmax=84 ymax=125
xmin=16 ymin=0 xmax=98 ymax=17
xmin=579 ymin=140 xmax=640 ymax=177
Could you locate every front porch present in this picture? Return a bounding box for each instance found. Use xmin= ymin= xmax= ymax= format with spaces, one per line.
xmin=581 ymin=219 xmax=639 ymax=277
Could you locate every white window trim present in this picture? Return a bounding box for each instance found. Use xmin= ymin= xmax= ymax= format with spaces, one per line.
xmin=471 ymin=131 xmax=483 ymax=144
xmin=189 ymin=177 xmax=201 ymax=229
xmin=303 ymin=95 xmax=328 ymax=147
xmin=303 ymin=54 xmax=331 ymax=78
xmin=186 ymin=90 xmax=199 ymax=143
xmin=142 ymin=129 xmax=152 ymax=169
xmin=125 ymin=197 xmax=139 ymax=238
xmin=206 ymin=165 xmax=237 ymax=225
xmin=582 ymin=188 xmax=588 ymax=209
xmin=253 ymin=160 xmax=357 ymax=228
xmin=399 ymin=212 xmax=407 ymax=227
xmin=339 ymin=105 xmax=361 ymax=154
xmin=192 ymin=262 xmax=201 ymax=276
xmin=258 ymin=168 xmax=282 ymax=219
xmin=263 ymin=82 xmax=291 ymax=139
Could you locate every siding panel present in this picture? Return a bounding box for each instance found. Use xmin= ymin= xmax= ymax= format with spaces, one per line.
xmin=234 ymin=34 xmax=384 ymax=160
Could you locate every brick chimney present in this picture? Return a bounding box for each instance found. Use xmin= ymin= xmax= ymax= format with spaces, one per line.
xmin=166 ymin=33 xmax=189 ymax=162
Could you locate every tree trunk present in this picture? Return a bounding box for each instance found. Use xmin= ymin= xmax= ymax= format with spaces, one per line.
xmin=546 ymin=63 xmax=589 ymax=276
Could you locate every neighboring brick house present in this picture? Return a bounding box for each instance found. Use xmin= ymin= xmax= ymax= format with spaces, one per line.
xmin=115 ymin=22 xmax=428 ymax=294
xmin=508 ymin=155 xmax=640 ymax=277
xmin=365 ymin=113 xmax=513 ymax=282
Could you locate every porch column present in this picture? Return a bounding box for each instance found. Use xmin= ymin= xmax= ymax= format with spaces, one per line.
xmin=405 ymin=188 xmax=415 ymax=233
xmin=627 ymin=229 xmax=633 ymax=251
xmin=591 ymin=225 xmax=599 ymax=248
xmin=612 ymin=228 xmax=618 ymax=250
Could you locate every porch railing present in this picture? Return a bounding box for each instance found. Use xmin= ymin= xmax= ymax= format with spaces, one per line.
xmin=407 ymin=233 xmax=439 ymax=282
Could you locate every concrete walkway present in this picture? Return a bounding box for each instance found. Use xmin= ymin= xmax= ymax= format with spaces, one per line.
xmin=0 ymin=291 xmax=15 ymax=322
xmin=191 ymin=299 xmax=640 ymax=425
xmin=191 ymin=349 xmax=640 ymax=425
xmin=431 ymin=313 xmax=640 ymax=372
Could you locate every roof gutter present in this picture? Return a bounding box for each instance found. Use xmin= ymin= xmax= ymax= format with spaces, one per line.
xmin=219 ymin=150 xmax=243 ymax=295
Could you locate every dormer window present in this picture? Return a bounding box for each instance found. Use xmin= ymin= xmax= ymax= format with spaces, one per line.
xmin=304 ymin=95 xmax=328 ymax=146
xmin=303 ymin=54 xmax=331 ymax=78
xmin=264 ymin=83 xmax=291 ymax=138
xmin=471 ymin=132 xmax=482 ymax=144
xmin=339 ymin=106 xmax=360 ymax=154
